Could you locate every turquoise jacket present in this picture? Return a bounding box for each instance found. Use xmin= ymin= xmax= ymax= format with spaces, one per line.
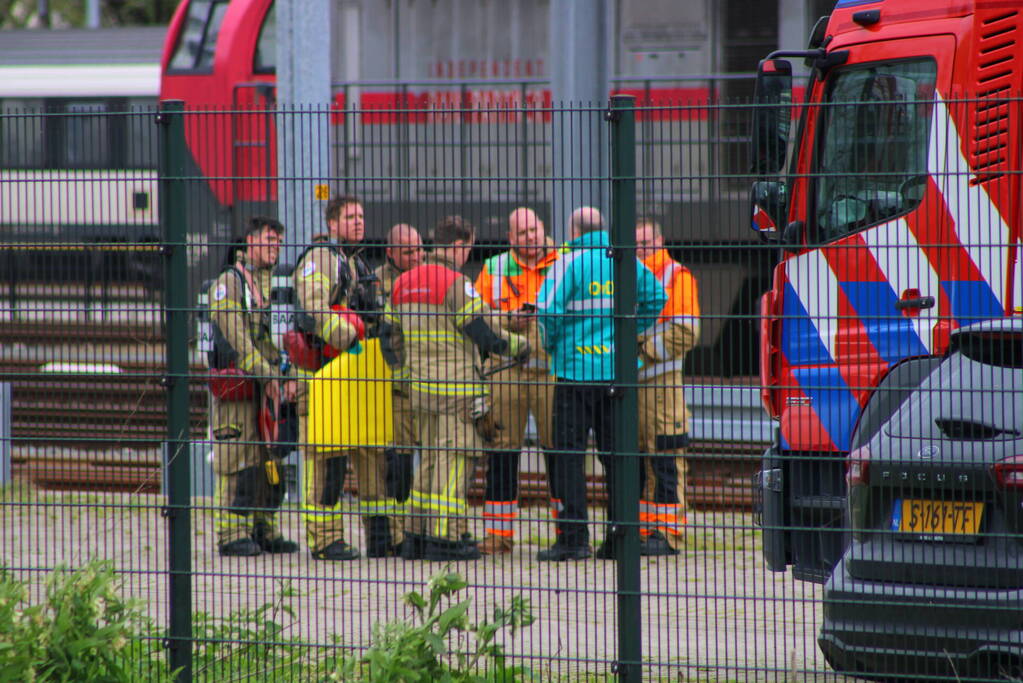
xmin=536 ymin=230 xmax=666 ymax=381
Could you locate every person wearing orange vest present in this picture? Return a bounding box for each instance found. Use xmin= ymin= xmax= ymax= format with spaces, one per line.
xmin=635 ymin=218 xmax=701 ymax=555
xmin=385 ymin=216 xmax=530 ymax=561
xmin=473 ymin=207 xmax=559 ymax=555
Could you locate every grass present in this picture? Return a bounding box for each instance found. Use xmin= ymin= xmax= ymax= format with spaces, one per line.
xmin=0 ymin=478 xmax=39 ymax=502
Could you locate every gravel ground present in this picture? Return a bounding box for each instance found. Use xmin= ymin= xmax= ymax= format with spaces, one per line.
xmin=0 ymin=485 xmax=858 ymax=682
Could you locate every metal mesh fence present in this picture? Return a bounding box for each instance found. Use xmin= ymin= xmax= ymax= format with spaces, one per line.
xmin=0 ymin=90 xmax=1020 ymax=683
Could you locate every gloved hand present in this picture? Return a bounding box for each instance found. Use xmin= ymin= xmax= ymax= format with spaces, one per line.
xmin=507 ymin=334 xmax=531 ymax=364
xmin=331 ymin=304 xmax=366 ymax=341
xmin=505 ymin=308 xmax=532 ymax=333
xmin=474 ymin=412 xmax=502 ymax=444
xmin=470 ymin=396 xmax=502 ymax=444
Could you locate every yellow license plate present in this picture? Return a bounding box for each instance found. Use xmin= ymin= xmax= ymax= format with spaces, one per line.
xmin=895 ymin=499 xmax=983 ymax=535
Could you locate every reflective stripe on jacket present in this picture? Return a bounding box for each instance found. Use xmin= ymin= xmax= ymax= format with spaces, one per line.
xmin=208 ymin=260 xmax=278 ymax=380
xmin=391 ymin=256 xmax=493 ymax=404
xmin=292 ymin=237 xmax=361 ymax=352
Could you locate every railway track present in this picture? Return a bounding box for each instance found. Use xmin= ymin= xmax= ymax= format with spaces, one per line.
xmin=1 ymin=288 xmax=761 ymax=507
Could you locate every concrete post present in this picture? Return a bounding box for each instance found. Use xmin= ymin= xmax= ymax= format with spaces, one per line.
xmin=779 ymin=0 xmax=812 ymax=74
xmin=548 ymin=0 xmax=613 ymax=244
xmin=275 ymin=0 xmax=333 ymax=267
xmin=86 ymin=0 xmax=100 ymax=28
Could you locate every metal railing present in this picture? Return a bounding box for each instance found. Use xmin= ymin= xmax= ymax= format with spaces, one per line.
xmin=3 ymin=91 xmax=1014 ymax=683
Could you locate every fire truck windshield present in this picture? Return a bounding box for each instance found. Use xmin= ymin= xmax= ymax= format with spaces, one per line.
xmin=814 ymin=58 xmax=936 ymax=242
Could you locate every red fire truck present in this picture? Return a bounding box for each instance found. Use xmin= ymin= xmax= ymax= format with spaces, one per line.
xmin=751 ymin=0 xmax=1022 ymax=582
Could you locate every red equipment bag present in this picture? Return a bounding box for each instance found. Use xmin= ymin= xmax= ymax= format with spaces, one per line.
xmin=208 ymin=366 xmax=256 ymax=401
xmin=317 ymin=306 xmax=364 ymax=363
xmin=283 ymin=305 xmax=365 ymax=371
xmin=283 ymin=330 xmax=326 ymax=372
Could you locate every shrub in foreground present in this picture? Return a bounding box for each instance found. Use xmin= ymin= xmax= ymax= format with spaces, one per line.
xmin=329 ymin=569 xmax=537 ymax=683
xmin=0 ymin=561 xmax=172 ymax=683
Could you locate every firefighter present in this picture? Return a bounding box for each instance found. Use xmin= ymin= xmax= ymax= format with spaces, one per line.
xmin=374 ymin=224 xmax=424 ymax=525
xmin=208 ymin=216 xmax=298 ymax=557
xmin=291 ymin=195 xmax=396 ymax=560
xmin=472 ymin=207 xmax=558 ymax=555
xmin=385 ymin=215 xmax=530 ymax=561
xmin=535 ymin=207 xmax=667 ymax=561
xmin=635 ymin=218 xmax=700 ymax=555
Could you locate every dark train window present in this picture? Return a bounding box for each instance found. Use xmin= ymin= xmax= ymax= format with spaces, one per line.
xmin=254 ymin=2 xmax=276 ymax=74
xmin=0 ymin=99 xmax=45 ymax=167
xmin=1 ymin=98 xmax=153 ymax=170
xmin=126 ymin=99 xmax=158 ymax=168
xmin=65 ymin=102 xmax=112 ymax=167
xmin=168 ymin=0 xmax=230 ymax=71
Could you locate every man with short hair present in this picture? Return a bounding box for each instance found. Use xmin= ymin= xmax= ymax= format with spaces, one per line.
xmin=208 ymin=216 xmax=298 ymax=557
xmin=535 ymin=207 xmax=667 ymax=561
xmin=386 ymin=216 xmax=530 ymax=561
xmin=378 ymin=224 xmax=424 ymax=285
xmin=635 ymin=218 xmax=700 ymax=555
xmin=473 ymin=207 xmax=558 ymax=554
xmin=374 ymin=224 xmax=424 ymax=521
xmin=292 ymin=195 xmax=396 ymax=560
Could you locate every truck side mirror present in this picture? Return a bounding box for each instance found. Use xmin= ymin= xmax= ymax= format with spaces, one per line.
xmin=750 ymin=58 xmax=793 ymax=176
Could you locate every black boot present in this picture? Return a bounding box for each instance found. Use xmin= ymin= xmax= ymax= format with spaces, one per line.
xmin=219 ymin=537 xmax=261 ymax=557
xmin=639 ymin=530 xmax=679 ymax=557
xmin=537 ymin=541 xmax=591 ymax=562
xmin=311 ymin=540 xmax=361 ymax=561
xmin=400 ymin=533 xmax=425 ymax=560
xmin=365 ymin=516 xmax=394 ymax=558
xmin=253 ymin=522 xmax=299 ymax=554
xmin=423 ymin=534 xmax=481 ymax=561
xmin=594 ymin=530 xmax=618 ymax=560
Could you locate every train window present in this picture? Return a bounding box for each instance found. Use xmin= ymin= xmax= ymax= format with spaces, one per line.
xmin=254 ymin=2 xmax=276 ymax=74
xmin=168 ymin=0 xmax=229 ymax=71
xmin=199 ymin=3 xmax=229 ymax=69
xmin=0 ymin=99 xmax=45 ymax=167
xmin=169 ymin=1 xmax=211 ymax=70
xmin=126 ymin=100 xmax=158 ymax=168
xmin=1 ymin=99 xmax=150 ymax=170
xmin=65 ymin=102 xmax=111 ymax=167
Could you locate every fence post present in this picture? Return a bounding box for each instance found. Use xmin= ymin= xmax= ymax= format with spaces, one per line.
xmin=0 ymin=383 xmax=10 ymax=486
xmin=609 ymin=93 xmax=642 ymax=682
xmin=158 ymin=99 xmax=193 ymax=683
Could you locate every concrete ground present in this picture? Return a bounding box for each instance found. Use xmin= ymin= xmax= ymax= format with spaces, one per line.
xmin=1 ymin=485 xmax=854 ymax=682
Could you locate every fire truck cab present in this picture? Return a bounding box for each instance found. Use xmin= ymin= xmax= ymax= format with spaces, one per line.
xmin=751 ymin=0 xmax=1023 ymax=582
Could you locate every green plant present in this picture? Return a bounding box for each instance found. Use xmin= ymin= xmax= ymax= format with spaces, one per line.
xmin=0 ymin=560 xmax=173 ymax=683
xmin=330 ymin=569 xmax=537 ymax=683
xmin=191 ymin=581 xmax=311 ymax=681
xmin=0 ymin=478 xmax=37 ymax=502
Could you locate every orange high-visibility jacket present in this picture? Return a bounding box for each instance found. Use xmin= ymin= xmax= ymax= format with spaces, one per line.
xmin=639 ymin=249 xmax=700 ymax=380
xmin=474 ymin=247 xmax=559 ymax=372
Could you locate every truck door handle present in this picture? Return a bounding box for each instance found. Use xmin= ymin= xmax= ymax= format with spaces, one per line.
xmin=895 ymin=296 xmax=934 ymax=310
